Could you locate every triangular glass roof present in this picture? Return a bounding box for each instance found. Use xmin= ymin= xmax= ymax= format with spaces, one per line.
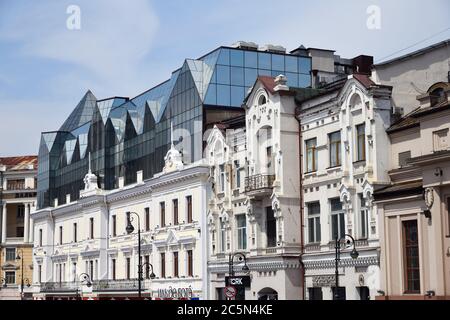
xmin=42 ymin=132 xmax=58 ymax=152
xmin=97 ymin=97 xmax=128 ymax=125
xmin=59 ymin=91 xmax=97 ymax=132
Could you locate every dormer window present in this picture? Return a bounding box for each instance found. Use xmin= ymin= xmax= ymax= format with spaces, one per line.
xmin=258 ymin=95 xmax=267 ymax=106
xmin=430 ymin=87 xmax=446 ymax=106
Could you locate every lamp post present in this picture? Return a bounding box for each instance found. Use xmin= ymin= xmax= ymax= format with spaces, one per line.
xmin=228 ymin=252 xmax=250 ymax=276
xmin=15 ymin=249 xmax=31 ymax=299
xmin=126 ymin=211 xmax=150 ymax=299
xmin=1 ymin=277 xmax=7 ymax=288
xmin=76 ymin=272 xmax=92 ymax=300
xmin=334 ymin=233 xmax=359 ymax=300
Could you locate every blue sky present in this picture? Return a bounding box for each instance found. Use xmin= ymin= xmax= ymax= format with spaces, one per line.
xmin=0 ymin=0 xmax=449 ymax=156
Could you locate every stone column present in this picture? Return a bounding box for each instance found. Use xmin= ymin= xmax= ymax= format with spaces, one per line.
xmin=29 ymin=213 xmax=35 ymax=243
xmin=24 ymin=203 xmax=30 ymax=243
xmin=1 ymin=203 xmax=6 ymax=243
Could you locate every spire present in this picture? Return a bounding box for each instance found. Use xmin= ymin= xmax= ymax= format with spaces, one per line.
xmin=88 ymin=152 xmax=92 ymax=174
xmin=170 ymin=121 xmax=175 ymax=149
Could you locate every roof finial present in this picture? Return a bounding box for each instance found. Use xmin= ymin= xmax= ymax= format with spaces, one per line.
xmin=88 ymin=152 xmax=92 ymax=174
xmin=170 ymin=121 xmax=175 ymax=149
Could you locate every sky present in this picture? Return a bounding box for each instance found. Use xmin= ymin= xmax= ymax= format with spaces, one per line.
xmin=0 ymin=0 xmax=449 ymax=156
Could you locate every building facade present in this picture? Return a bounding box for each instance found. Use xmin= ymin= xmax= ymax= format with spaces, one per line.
xmin=31 ymin=141 xmax=211 ymax=300
xmin=374 ymin=81 xmax=450 ymax=300
xmin=296 ymin=73 xmax=393 ymax=300
xmin=0 ymin=156 xmax=37 ymax=300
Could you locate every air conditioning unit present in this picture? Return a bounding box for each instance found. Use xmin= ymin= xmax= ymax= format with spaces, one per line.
xmin=259 ymin=44 xmax=286 ymax=54
xmin=231 ymin=41 xmax=258 ymax=50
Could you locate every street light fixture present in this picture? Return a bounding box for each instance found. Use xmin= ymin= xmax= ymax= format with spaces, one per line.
xmin=1 ymin=278 xmax=7 ymax=288
xmin=15 ymin=249 xmax=31 ymax=299
xmin=334 ymin=233 xmax=359 ymax=300
xmin=126 ymin=211 xmax=156 ymax=299
xmin=229 ymin=252 xmax=250 ymax=276
xmin=79 ymin=272 xmax=92 ymax=287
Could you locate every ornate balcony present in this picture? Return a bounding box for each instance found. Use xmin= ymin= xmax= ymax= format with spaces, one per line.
xmin=40 ymin=282 xmax=80 ymax=293
xmin=244 ymin=174 xmax=275 ymax=197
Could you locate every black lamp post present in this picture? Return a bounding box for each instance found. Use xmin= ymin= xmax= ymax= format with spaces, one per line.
xmin=228 ymin=252 xmax=249 ymax=277
xmin=76 ymin=272 xmax=92 ymax=300
xmin=1 ymin=277 xmax=7 ymax=288
xmin=15 ymin=249 xmax=30 ymax=299
xmin=126 ymin=211 xmax=153 ymax=299
xmin=334 ymin=233 xmax=359 ymax=300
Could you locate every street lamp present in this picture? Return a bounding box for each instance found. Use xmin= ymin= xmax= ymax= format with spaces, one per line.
xmin=1 ymin=278 xmax=7 ymax=288
xmin=334 ymin=233 xmax=359 ymax=300
xmin=126 ymin=211 xmax=157 ymax=299
xmin=142 ymin=262 xmax=156 ymax=280
xmin=228 ymin=252 xmax=249 ymax=276
xmin=15 ymin=249 xmax=31 ymax=299
xmin=76 ymin=273 xmax=92 ymax=300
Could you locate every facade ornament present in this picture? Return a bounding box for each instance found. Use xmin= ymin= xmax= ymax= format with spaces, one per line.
xmin=83 ymin=152 xmax=99 ymax=191
xmin=424 ymin=188 xmax=434 ymax=209
xmin=163 ymin=122 xmax=184 ymax=173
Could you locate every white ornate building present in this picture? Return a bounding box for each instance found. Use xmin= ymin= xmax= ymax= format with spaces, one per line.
xmin=296 ymin=73 xmax=393 ymax=300
xmin=31 ymin=139 xmax=211 ymax=300
xmin=206 ymin=75 xmax=303 ymax=300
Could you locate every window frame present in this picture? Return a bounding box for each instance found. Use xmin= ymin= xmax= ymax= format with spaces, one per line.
xmin=305 ymin=138 xmax=318 ymax=173
xmin=307 ymin=202 xmax=321 ymax=244
xmin=160 ymin=202 xmax=166 ymax=227
xmin=330 ymin=198 xmax=345 ymax=240
xmin=356 ymin=123 xmax=366 ymax=162
xmin=236 ymin=214 xmax=247 ymax=250
xmin=173 ymin=199 xmax=179 ymax=226
xmin=329 ymin=131 xmax=341 ymax=167
xmin=402 ymin=219 xmax=420 ymax=294
xmin=186 ymin=196 xmax=193 ymax=223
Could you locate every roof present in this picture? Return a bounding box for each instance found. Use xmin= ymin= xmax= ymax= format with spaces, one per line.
xmin=352 ymin=73 xmax=376 ymax=89
xmin=373 ymin=180 xmax=423 ymax=201
xmin=0 ymin=156 xmax=38 ymax=171
xmin=374 ymin=38 xmax=450 ymax=67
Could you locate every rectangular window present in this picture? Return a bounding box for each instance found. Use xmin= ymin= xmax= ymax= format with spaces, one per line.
xmin=16 ymin=227 xmax=24 ymax=238
xmin=73 ymin=223 xmax=77 ymax=243
xmin=89 ymin=260 xmax=94 ymax=280
xmin=308 ymin=287 xmax=323 ymax=300
xmin=234 ymin=161 xmax=241 ymax=188
xmin=186 ymin=196 xmax=193 ymax=223
xmin=306 ymin=138 xmax=318 ymax=172
xmin=39 ymin=229 xmax=43 ymax=246
xmin=266 ymin=206 xmax=277 ymax=247
xmin=187 ymin=250 xmax=193 ymax=277
xmin=145 ymin=207 xmax=150 ymax=231
xmin=359 ymin=194 xmax=369 ymax=239
xmin=329 ymin=131 xmax=341 ymax=167
xmin=89 ymin=217 xmax=94 ymax=239
xmin=356 ymin=124 xmax=366 ymax=161
xmin=17 ymin=204 xmax=25 ymax=219
xmin=220 ymin=220 xmax=227 ymax=252
xmin=307 ymin=202 xmax=321 ymax=243
xmin=160 ymin=202 xmax=165 ymax=227
xmin=59 ymin=226 xmax=63 ymax=244
xmin=161 ymin=253 xmax=166 ymax=278
xmin=219 ymin=164 xmax=225 ymax=192
xmin=5 ymin=248 xmax=16 ymax=261
xmin=173 ymin=199 xmax=179 ymax=226
xmin=173 ymin=252 xmax=179 ymax=277
xmin=38 ymin=265 xmax=42 ymax=283
xmin=112 ymin=259 xmax=116 ymax=280
xmin=236 ymin=215 xmax=247 ymax=250
xmin=403 ymin=220 xmax=420 ymax=293
xmin=266 ymin=146 xmax=273 ymax=172
xmin=126 ymin=257 xmax=131 ymax=280
xmin=433 ymin=128 xmax=449 ymax=152
xmin=144 ymin=255 xmax=150 ymax=279
xmin=112 ymin=215 xmax=117 ymax=237
xmin=5 ymin=271 xmax=15 ymax=284
xmin=72 ymin=262 xmax=77 ymax=282
xmin=330 ymin=198 xmax=345 ymax=240
xmin=398 ymin=151 xmax=411 ymax=167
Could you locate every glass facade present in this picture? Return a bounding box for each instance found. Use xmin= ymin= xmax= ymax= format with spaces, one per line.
xmin=37 ymin=46 xmax=312 ymax=209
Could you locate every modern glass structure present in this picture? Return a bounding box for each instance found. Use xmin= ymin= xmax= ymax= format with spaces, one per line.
xmin=37 ymin=44 xmax=312 ymax=209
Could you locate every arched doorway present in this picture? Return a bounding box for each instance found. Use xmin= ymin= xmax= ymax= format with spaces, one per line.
xmin=257 ymin=287 xmax=278 ymax=300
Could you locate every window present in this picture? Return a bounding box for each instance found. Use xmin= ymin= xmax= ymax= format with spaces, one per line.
xmin=173 ymin=199 xmax=179 ymax=226
xmin=308 ymin=287 xmax=323 ymax=300
xmin=430 ymin=87 xmax=446 ymax=106
xmin=266 ymin=206 xmax=277 ymax=247
xmin=332 ymin=287 xmax=346 ymax=300
xmin=187 ymin=250 xmax=193 ymax=277
xmin=5 ymin=271 xmax=15 ymax=284
xmin=39 ymin=229 xmax=43 ymax=246
xmin=330 ymin=198 xmax=345 ymax=240
xmin=73 ymin=223 xmax=77 ymax=243
xmin=89 ymin=260 xmax=94 ymax=280
xmin=160 ymin=202 xmax=165 ymax=227
xmin=38 ymin=265 xmax=42 ymax=283
xmin=89 ymin=217 xmax=94 ymax=239
xmin=126 ymin=257 xmax=131 ymax=280
xmin=403 ymin=220 xmax=420 ymax=293
xmin=266 ymin=146 xmax=273 ymax=172
xmin=398 ymin=151 xmax=411 ymax=167
xmin=307 ymin=202 xmax=321 ymax=243
xmin=173 ymin=252 xmax=179 ymax=277
xmin=145 ymin=207 xmax=150 ymax=231
xmin=234 ymin=161 xmax=241 ymax=188
xmin=220 ymin=220 xmax=227 ymax=252
xmin=17 ymin=204 xmax=25 ymax=219
xmin=356 ymin=124 xmax=366 ymax=161
xmin=236 ymin=215 xmax=247 ymax=250
xmin=219 ymin=164 xmax=225 ymax=192
xmin=160 ymin=253 xmax=166 ymax=278
xmin=329 ymin=131 xmax=341 ymax=167
xmin=186 ymin=196 xmax=193 ymax=223
xmin=112 ymin=259 xmax=116 ymax=280
xmin=144 ymin=255 xmax=150 ymax=279
xmin=5 ymin=248 xmax=16 ymax=261
xmin=16 ymin=227 xmax=24 ymax=238
xmin=305 ymin=138 xmax=318 ymax=172
xmin=59 ymin=226 xmax=63 ymax=244
xmin=359 ymin=194 xmax=369 ymax=239
xmin=112 ymin=215 xmax=117 ymax=237
xmin=72 ymin=262 xmax=77 ymax=282
xmin=433 ymin=129 xmax=449 ymax=152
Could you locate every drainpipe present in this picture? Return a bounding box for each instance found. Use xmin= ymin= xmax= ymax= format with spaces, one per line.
xmin=295 ymin=106 xmax=306 ymax=300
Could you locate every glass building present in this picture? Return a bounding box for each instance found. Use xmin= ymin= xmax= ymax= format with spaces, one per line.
xmin=37 ymin=45 xmax=312 ymax=209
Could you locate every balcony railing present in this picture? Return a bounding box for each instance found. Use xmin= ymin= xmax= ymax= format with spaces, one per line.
xmin=40 ymin=279 xmax=150 ymax=293
xmin=40 ymin=282 xmax=80 ymax=292
xmin=244 ymin=174 xmax=275 ymax=193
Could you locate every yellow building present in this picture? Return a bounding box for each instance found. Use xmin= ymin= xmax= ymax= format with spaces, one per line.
xmin=0 ymin=156 xmax=37 ymax=300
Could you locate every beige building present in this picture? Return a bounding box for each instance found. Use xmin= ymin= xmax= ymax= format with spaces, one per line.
xmin=374 ymin=81 xmax=450 ymax=300
xmin=0 ymin=156 xmax=37 ymax=300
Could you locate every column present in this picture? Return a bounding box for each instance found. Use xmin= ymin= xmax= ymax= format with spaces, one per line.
xmin=1 ymin=203 xmax=6 ymax=243
xmin=24 ymin=203 xmax=30 ymax=243
xmin=29 ymin=213 xmax=35 ymax=243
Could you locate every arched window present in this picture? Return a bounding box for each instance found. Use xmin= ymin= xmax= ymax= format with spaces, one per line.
xmin=258 ymin=94 xmax=267 ymax=106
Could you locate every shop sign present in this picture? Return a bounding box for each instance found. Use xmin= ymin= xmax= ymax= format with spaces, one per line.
xmin=157 ymin=286 xmax=193 ymax=299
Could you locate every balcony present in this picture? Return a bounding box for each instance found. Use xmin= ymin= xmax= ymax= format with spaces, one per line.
xmin=40 ymin=279 xmax=150 ymax=293
xmin=244 ymin=174 xmax=275 ymax=197
xmin=40 ymin=282 xmax=80 ymax=293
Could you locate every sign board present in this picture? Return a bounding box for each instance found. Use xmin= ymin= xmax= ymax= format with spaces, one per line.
xmin=312 ymin=275 xmax=336 ymax=287
xmin=224 ymin=286 xmax=237 ymax=299
xmin=225 ymin=276 xmax=251 ymax=288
